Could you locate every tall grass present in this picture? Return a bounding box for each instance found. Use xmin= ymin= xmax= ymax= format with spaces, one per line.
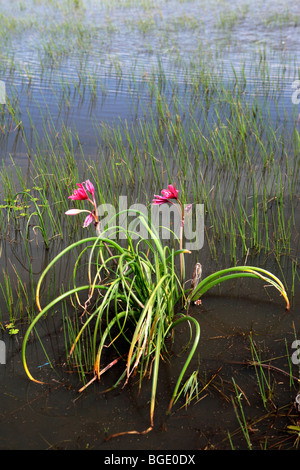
xmin=231 ymin=377 xmax=253 ymax=450
xmin=1 ymin=41 xmax=298 ymax=267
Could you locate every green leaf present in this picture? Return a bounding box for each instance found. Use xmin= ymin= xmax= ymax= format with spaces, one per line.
xmin=9 ymin=328 xmax=19 ymax=335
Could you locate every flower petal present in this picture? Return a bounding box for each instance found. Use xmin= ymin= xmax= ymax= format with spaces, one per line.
xmin=84 ymin=179 xmax=95 ymax=196
xmin=161 ymin=189 xmax=172 ymax=198
xmin=83 ymin=213 xmax=94 ymax=228
xmin=152 ymin=194 xmax=169 ymax=205
xmin=65 ymin=209 xmax=83 ymax=215
xmin=159 ymin=184 xmax=178 ymax=200
xmin=167 ymin=184 xmax=178 ymax=199
xmin=184 ymin=204 xmax=192 ymax=214
xmin=68 ymin=184 xmax=89 ymax=200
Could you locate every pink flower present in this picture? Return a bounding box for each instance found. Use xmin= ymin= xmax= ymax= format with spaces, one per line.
xmin=152 ymin=194 xmax=170 ymax=205
xmin=152 ymin=182 xmax=184 ymax=283
xmin=152 ymin=184 xmax=178 ymax=205
xmin=161 ymin=184 xmax=178 ymax=200
xmin=84 ymin=179 xmax=95 ymax=197
xmin=65 ymin=209 xmax=83 ymax=216
xmin=65 ymin=208 xmax=96 ymax=226
xmin=66 ymin=180 xmax=99 ymax=229
xmin=68 ymin=183 xmax=89 ymax=201
xmin=184 ymin=204 xmax=192 ymax=214
xmin=83 ymin=213 xmax=94 ymax=228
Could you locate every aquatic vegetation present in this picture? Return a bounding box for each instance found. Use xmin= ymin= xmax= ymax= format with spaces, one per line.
xmin=21 ymin=181 xmax=290 ymax=437
xmin=230 ymin=376 xmax=253 ymax=450
xmin=0 ymin=0 xmax=298 ymax=449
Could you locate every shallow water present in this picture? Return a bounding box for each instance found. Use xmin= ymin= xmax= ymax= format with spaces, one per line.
xmin=0 ymin=289 xmax=299 ymax=450
xmin=0 ymin=0 xmax=300 ymax=451
xmin=1 ymin=0 xmax=300 ymax=161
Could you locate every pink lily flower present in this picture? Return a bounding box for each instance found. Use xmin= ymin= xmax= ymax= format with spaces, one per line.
xmin=65 ymin=208 xmax=95 ymax=227
xmin=152 ymin=183 xmax=185 ymax=283
xmin=68 ymin=183 xmax=89 ymax=201
xmin=161 ymin=184 xmax=178 ymax=200
xmin=152 ymin=194 xmax=170 ymax=205
xmin=83 ymin=212 xmax=95 ymax=228
xmin=65 ymin=209 xmax=84 ymax=216
xmin=66 ymin=180 xmax=99 ymax=230
xmin=152 ymin=184 xmax=178 ymax=205
xmin=84 ymin=179 xmax=95 ymax=197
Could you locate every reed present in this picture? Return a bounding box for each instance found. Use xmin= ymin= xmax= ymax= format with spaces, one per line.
xmin=231 ymin=377 xmax=253 ymax=450
xmin=0 ymin=261 xmax=32 ymax=328
xmin=249 ymin=335 xmax=274 ymax=408
xmin=1 ymin=38 xmax=298 ymax=266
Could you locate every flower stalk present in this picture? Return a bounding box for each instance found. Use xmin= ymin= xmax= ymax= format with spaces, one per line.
xmin=152 ymin=183 xmax=186 ymax=283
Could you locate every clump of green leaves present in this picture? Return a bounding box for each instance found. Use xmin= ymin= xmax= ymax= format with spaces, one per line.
xmin=22 ymin=201 xmax=290 ymax=438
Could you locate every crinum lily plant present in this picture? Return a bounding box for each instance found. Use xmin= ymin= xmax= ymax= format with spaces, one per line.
xmin=22 ymin=180 xmax=290 ymax=439
xmin=65 ymin=180 xmax=100 ymax=230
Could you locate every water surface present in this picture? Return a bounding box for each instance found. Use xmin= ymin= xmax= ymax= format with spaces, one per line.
xmin=0 ymin=0 xmax=299 ymax=450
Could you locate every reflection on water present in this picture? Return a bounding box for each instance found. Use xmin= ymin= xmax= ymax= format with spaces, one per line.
xmin=1 ymin=0 xmax=300 ymax=152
